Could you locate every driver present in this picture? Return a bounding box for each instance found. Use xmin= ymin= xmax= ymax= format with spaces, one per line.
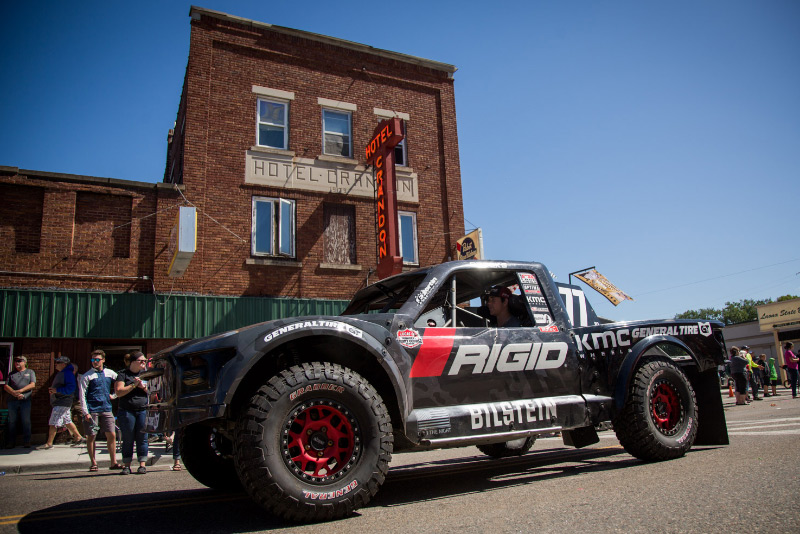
xmin=486 ymin=285 xmax=520 ymax=327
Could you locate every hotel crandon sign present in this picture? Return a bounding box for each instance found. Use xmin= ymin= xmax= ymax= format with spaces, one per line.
xmin=245 ymin=150 xmax=418 ymax=203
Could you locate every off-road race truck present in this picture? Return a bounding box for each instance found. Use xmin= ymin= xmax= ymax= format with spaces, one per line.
xmin=143 ymin=260 xmax=728 ymax=521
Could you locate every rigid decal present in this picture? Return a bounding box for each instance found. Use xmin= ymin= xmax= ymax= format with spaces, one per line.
xmin=414 ymin=277 xmax=438 ymax=305
xmin=263 ymin=320 xmax=363 ymax=343
xmin=302 ymin=480 xmax=359 ymax=500
xmin=397 ymin=328 xmax=423 ymax=348
xmin=469 ymin=398 xmax=557 ymax=430
xmin=289 ymin=383 xmax=345 ymax=401
xmin=447 ymin=342 xmax=569 ymax=375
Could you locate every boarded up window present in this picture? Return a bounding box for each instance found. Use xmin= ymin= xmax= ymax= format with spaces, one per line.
xmin=0 ymin=184 xmax=44 ymax=253
xmin=74 ymin=192 xmax=132 ymax=258
xmin=323 ymin=204 xmax=355 ymax=264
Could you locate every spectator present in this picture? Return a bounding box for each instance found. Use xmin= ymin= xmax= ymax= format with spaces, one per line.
xmin=757 ymin=354 xmax=772 ymax=397
xmin=165 ymin=431 xmax=182 ymax=471
xmin=41 ymin=356 xmax=84 ymax=449
xmin=115 ymin=351 xmax=150 ymax=474
xmin=728 ymin=347 xmax=749 ymax=405
xmin=767 ymin=356 xmax=779 ymax=396
xmin=3 ymin=356 xmax=36 ymax=448
xmin=79 ymin=349 xmax=123 ymax=472
xmin=742 ymin=346 xmax=762 ymax=401
xmin=784 ymin=342 xmax=798 ymax=399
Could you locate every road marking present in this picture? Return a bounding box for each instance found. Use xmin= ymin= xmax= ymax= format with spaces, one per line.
xmin=728 ymin=430 xmax=800 ymax=436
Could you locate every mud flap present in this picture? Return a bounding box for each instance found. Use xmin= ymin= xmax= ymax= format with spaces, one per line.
xmin=562 ymin=426 xmax=599 ymax=448
xmin=688 ymin=368 xmax=729 ymax=446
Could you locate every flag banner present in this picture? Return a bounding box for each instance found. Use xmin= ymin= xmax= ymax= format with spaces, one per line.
xmin=575 ymin=269 xmax=633 ymax=306
xmin=455 ymin=228 xmax=482 ymax=260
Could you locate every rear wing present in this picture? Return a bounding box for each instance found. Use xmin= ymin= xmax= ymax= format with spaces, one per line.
xmin=555 ymin=283 xmax=601 ymax=327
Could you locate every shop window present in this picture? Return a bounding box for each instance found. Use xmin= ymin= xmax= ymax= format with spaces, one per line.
xmin=399 ymin=211 xmax=418 ymax=265
xmin=252 ymin=196 xmax=295 ymax=257
xmin=0 ymin=342 xmax=13 ymax=384
xmin=323 ymin=204 xmax=356 ymax=265
xmin=322 ymin=109 xmax=352 ymax=157
xmin=257 ymin=99 xmax=288 ymax=149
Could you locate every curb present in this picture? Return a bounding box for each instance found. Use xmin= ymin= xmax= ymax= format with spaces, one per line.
xmin=0 ymin=451 xmax=169 ymax=475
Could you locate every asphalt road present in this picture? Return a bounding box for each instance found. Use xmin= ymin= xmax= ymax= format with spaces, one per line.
xmin=2 ymin=395 xmax=799 ymax=534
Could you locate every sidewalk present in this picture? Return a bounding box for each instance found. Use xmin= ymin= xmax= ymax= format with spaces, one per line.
xmin=0 ymin=438 xmax=176 ymax=474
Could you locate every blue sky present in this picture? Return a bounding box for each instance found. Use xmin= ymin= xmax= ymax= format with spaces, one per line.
xmin=1 ymin=0 xmax=798 ymax=321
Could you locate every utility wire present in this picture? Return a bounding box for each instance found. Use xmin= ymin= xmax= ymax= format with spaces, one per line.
xmin=173 ymin=184 xmax=247 ymax=243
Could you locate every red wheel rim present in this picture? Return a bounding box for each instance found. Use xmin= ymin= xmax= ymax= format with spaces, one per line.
xmin=650 ymin=379 xmax=682 ymax=435
xmin=282 ymin=399 xmax=360 ymax=483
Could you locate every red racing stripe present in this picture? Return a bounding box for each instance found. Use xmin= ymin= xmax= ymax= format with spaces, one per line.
xmin=409 ymin=327 xmax=456 ymax=377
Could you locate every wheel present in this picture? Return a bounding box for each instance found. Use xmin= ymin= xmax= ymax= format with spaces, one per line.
xmin=234 ymin=362 xmax=393 ymax=522
xmin=477 ymin=436 xmax=536 ymax=458
xmin=613 ymin=360 xmax=698 ymax=461
xmin=181 ymin=424 xmax=242 ymax=491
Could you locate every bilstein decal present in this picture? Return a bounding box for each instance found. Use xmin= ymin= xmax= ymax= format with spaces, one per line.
xmin=469 ymin=398 xmax=557 ymax=430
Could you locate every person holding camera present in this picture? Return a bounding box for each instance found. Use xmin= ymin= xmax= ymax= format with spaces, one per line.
xmin=115 ymin=351 xmax=150 ymax=474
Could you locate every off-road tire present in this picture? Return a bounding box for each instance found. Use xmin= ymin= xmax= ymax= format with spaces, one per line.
xmin=613 ymin=360 xmax=698 ymax=461
xmin=181 ymin=423 xmax=242 ymax=490
xmin=234 ymin=362 xmax=393 ymax=522
xmin=477 ymin=436 xmax=536 ymax=458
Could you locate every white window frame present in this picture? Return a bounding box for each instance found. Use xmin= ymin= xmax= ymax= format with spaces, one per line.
xmin=398 ymin=210 xmax=418 ymax=265
xmin=322 ymin=108 xmax=353 ymax=158
xmin=251 ymin=196 xmax=296 ymax=258
xmin=256 ymin=98 xmax=289 ymax=150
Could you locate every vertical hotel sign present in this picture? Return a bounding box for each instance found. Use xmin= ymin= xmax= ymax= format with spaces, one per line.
xmin=365 ymin=117 xmax=404 ymax=279
xmin=167 ymin=206 xmax=197 ymax=277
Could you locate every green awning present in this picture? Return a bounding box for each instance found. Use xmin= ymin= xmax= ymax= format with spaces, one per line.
xmin=0 ymin=289 xmax=348 ymax=339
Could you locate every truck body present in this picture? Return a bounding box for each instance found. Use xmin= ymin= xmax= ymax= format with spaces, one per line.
xmin=144 ymin=260 xmax=728 ymax=521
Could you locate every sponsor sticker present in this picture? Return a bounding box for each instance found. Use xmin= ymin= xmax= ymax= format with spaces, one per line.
xmin=698 ymin=322 xmax=712 ymax=337
xmin=397 ymin=328 xmax=423 ymax=348
xmin=289 ymin=383 xmax=345 ymax=401
xmin=263 ymin=320 xmax=363 ymax=343
xmin=538 ymin=324 xmax=559 ymax=333
xmin=303 ymin=480 xmax=359 ymax=500
xmin=414 ymin=277 xmax=438 ymax=305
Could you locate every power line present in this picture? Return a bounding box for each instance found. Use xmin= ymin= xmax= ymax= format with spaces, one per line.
xmin=634 ymin=258 xmax=800 ymax=297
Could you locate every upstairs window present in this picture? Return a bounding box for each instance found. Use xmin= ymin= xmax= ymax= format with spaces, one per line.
xmin=252 ymin=196 xmax=295 ymax=257
xmin=398 ymin=211 xmax=418 ymax=265
xmin=257 ymin=99 xmax=288 ymax=149
xmin=322 ymin=109 xmax=352 ymax=157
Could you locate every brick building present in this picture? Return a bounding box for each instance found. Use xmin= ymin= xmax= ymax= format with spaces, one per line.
xmin=0 ymin=7 xmax=464 ymax=440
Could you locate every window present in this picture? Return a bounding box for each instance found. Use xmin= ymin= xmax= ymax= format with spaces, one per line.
xmin=257 ymin=99 xmax=288 ymax=149
xmin=398 ymin=211 xmax=418 ymax=265
xmin=252 ymin=196 xmax=295 ymax=257
xmin=0 ymin=342 xmax=13 ymax=384
xmin=323 ymin=204 xmax=356 ymax=264
xmin=394 ymin=122 xmax=407 ymax=166
xmin=323 ymin=109 xmax=352 ymax=157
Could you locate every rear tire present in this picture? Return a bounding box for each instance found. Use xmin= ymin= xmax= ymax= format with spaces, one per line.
xmin=477 ymin=436 xmax=536 ymax=458
xmin=181 ymin=423 xmax=241 ymax=491
xmin=613 ymin=360 xmax=698 ymax=461
xmin=234 ymin=362 xmax=393 ymax=522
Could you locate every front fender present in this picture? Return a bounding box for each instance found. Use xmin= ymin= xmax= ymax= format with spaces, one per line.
xmin=215 ymin=319 xmax=409 ymax=424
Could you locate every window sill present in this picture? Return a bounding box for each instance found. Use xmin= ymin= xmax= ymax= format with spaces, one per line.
xmin=316 ymin=155 xmax=358 ymax=166
xmin=319 ymin=263 xmax=363 ymax=271
xmin=246 ymin=258 xmax=303 ymax=267
xmin=249 ymin=146 xmax=295 ymax=157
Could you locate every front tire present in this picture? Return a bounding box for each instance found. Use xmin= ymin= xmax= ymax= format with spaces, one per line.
xmin=181 ymin=424 xmax=242 ymax=491
xmin=477 ymin=436 xmax=536 ymax=458
xmin=613 ymin=360 xmax=698 ymax=461
xmin=234 ymin=362 xmax=393 ymax=522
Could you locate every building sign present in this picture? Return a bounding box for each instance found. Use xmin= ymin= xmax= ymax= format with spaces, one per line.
xmin=574 ymin=269 xmax=633 ymax=306
xmin=365 ymin=118 xmax=404 ymax=279
xmin=757 ymin=298 xmax=800 ymax=331
xmin=167 ymin=206 xmax=197 ymax=278
xmin=456 ymin=228 xmax=483 ymax=260
xmin=245 ymin=151 xmax=417 ymax=202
